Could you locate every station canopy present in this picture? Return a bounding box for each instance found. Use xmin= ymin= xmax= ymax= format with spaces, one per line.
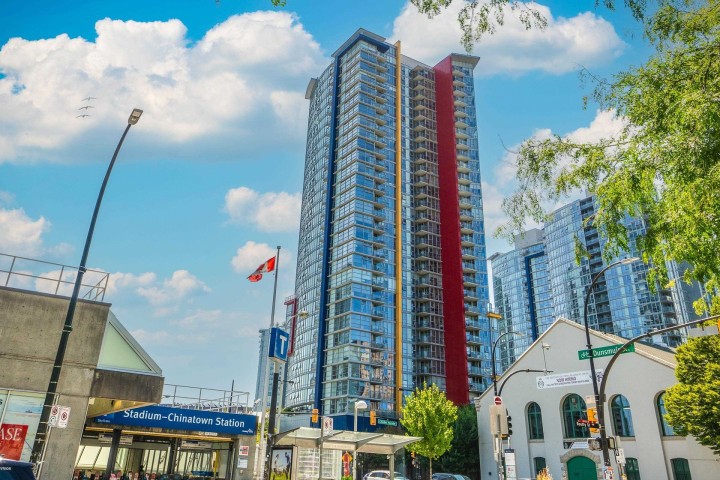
xmin=273 ymin=427 xmax=421 ymax=454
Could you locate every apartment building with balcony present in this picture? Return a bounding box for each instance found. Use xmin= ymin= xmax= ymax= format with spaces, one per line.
xmin=284 ymin=29 xmax=491 ymax=424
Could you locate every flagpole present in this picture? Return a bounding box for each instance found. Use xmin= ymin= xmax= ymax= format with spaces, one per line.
xmin=256 ymin=246 xmax=281 ymax=480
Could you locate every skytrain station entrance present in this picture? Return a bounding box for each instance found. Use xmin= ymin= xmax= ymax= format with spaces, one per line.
xmin=78 ymin=387 xmax=257 ymax=480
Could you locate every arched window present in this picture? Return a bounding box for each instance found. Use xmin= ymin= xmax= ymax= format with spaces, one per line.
xmin=533 ymin=457 xmax=546 ymax=476
xmin=671 ymin=458 xmax=692 ymax=480
xmin=527 ymin=402 xmax=544 ymax=439
xmin=611 ymin=395 xmax=635 ymax=437
xmin=657 ymin=392 xmax=675 ymax=436
xmin=625 ymin=458 xmax=641 ymax=480
xmin=562 ymin=394 xmax=587 ymax=438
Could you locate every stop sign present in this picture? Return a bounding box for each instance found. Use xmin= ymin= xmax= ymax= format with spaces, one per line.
xmin=494 ymin=396 xmax=503 ymax=405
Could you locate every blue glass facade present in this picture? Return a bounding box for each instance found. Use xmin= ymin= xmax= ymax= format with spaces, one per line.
xmin=491 ymin=196 xmax=691 ymax=373
xmin=286 ymin=30 xmax=491 ymax=417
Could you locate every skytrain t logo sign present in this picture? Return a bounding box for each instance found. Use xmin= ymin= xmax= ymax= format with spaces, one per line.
xmin=578 ymin=344 xmax=635 ymax=360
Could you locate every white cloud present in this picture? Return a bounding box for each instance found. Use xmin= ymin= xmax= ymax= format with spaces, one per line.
xmin=106 ymin=271 xmax=157 ymax=296
xmin=231 ymin=241 xmax=281 ymax=274
xmin=484 ymin=109 xmax=625 ymax=255
xmin=390 ymin=1 xmax=625 ymax=75
xmin=0 ymin=207 xmax=49 ymax=257
xmin=137 ymin=269 xmax=210 ymax=306
xmin=0 ymin=191 xmax=14 ymax=204
xmin=224 ymin=186 xmax=301 ymax=232
xmin=0 ymin=12 xmax=326 ymax=164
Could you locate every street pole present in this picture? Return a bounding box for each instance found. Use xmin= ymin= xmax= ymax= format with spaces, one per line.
xmin=353 ymin=400 xmax=367 ymax=480
xmin=256 ymin=246 xmax=282 ymax=480
xmin=596 ymin=314 xmax=720 ymax=467
xmin=497 ymin=369 xmax=549 ymax=396
xmin=491 ymin=331 xmax=523 ymax=395
xmin=581 ymin=257 xmax=638 ymax=469
xmin=29 ymin=109 xmax=143 ymax=473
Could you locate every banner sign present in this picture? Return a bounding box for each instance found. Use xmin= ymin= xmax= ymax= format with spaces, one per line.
xmin=0 ymin=424 xmax=28 ymax=460
xmin=94 ymin=405 xmax=256 ymax=436
xmin=536 ymin=370 xmax=604 ymax=390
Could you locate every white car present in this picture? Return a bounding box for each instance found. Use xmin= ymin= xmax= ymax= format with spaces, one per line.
xmin=363 ymin=470 xmax=408 ymax=480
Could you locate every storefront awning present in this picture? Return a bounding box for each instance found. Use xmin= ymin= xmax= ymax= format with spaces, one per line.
xmin=273 ymin=427 xmax=421 ymax=454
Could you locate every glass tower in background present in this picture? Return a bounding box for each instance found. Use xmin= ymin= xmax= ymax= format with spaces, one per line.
xmin=285 ymin=29 xmax=491 ymax=422
xmin=490 ymin=195 xmax=696 ymax=373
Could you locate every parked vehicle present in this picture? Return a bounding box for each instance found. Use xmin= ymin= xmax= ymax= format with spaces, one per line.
xmin=431 ymin=474 xmax=471 ymax=480
xmin=363 ymin=470 xmax=409 ymax=480
xmin=0 ymin=458 xmax=37 ymax=480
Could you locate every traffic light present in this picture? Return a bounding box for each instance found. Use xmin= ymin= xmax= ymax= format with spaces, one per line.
xmin=311 ymin=408 xmax=319 ymax=423
xmin=506 ymin=414 xmax=513 ymax=437
xmin=370 ymin=410 xmax=377 ymax=426
xmin=586 ymin=406 xmax=599 ymax=434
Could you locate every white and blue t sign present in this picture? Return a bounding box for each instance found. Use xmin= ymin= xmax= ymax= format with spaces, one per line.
xmin=268 ymin=327 xmax=290 ymax=362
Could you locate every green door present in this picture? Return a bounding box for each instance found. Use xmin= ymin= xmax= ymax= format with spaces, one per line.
xmin=567 ymin=456 xmax=597 ymax=480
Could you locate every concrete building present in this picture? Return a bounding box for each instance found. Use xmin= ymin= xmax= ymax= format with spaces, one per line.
xmin=0 ymin=254 xmax=164 ymax=479
xmin=474 ymin=318 xmax=716 ymax=480
xmin=490 ymin=196 xmax=699 ymax=375
xmin=286 ymin=28 xmax=492 ymax=424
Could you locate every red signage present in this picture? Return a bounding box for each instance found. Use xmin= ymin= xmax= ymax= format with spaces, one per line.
xmin=0 ymin=423 xmax=29 ymax=460
xmin=494 ymin=396 xmax=503 ymax=405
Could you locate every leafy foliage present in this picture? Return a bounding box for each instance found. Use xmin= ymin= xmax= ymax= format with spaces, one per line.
xmin=410 ymin=1 xmax=648 ymax=51
xmin=664 ymin=335 xmax=720 ymax=454
xmin=400 ymin=383 xmax=458 ymax=476
xmin=499 ymin=0 xmax=720 ymax=313
xmin=436 ymin=404 xmax=480 ymax=479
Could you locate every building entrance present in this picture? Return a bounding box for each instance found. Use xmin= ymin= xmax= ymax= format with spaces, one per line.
xmin=566 ymin=456 xmax=597 ymax=480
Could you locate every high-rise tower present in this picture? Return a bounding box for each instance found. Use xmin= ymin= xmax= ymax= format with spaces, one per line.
xmin=285 ymin=30 xmax=491 ymax=423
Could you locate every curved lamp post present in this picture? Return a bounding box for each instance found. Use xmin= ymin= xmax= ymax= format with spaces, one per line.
xmin=30 ymin=109 xmax=143 ymax=471
xmin=581 ymin=256 xmax=638 ymax=468
xmin=491 ymin=330 xmax=524 ymax=395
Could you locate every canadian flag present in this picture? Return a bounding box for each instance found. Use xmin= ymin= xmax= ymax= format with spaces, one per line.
xmin=247 ymin=256 xmax=276 ymax=282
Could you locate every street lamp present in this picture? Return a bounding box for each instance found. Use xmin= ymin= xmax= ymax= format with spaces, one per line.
xmin=491 ymin=330 xmax=525 ymax=396
xmin=582 ymin=256 xmax=639 ymax=468
xmin=30 ymin=109 xmax=143 ymax=471
xmin=354 ymin=399 xmax=368 ymax=431
xmin=353 ymin=400 xmax=368 ymax=480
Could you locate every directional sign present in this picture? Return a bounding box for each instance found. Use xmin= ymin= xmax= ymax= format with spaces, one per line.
xmin=578 ymin=344 xmax=634 ymax=360
xmin=269 ymin=327 xmax=290 ymax=362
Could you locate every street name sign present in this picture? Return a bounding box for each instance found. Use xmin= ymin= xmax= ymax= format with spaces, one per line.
xmin=578 ymin=344 xmax=635 ymax=360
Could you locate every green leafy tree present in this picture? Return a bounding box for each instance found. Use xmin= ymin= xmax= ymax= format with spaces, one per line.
xmin=400 ymin=383 xmax=458 ymax=477
xmin=664 ymin=335 xmax=720 ymax=454
xmin=497 ymin=0 xmax=720 ymax=313
xmin=436 ymin=404 xmax=480 ymax=479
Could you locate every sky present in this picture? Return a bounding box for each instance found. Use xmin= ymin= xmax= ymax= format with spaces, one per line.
xmin=0 ymin=0 xmax=653 ymax=399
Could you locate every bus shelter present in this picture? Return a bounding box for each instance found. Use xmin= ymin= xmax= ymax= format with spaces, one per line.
xmin=272 ymin=427 xmax=421 ymax=480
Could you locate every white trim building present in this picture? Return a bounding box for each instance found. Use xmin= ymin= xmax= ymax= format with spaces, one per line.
xmin=474 ymin=318 xmax=717 ymax=480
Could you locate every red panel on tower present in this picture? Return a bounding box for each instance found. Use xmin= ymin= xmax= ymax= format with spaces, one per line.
xmin=434 ymin=56 xmax=469 ymax=405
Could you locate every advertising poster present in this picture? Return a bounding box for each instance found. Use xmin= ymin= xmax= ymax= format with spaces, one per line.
xmin=0 ymin=392 xmax=44 ymax=461
xmin=0 ymin=424 xmax=28 ymax=460
xmin=270 ymin=448 xmax=292 ymax=480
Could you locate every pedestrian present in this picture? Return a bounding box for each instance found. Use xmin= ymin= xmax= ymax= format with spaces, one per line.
xmin=139 ymin=465 xmax=146 ymax=480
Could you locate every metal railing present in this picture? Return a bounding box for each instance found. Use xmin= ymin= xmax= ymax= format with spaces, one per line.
xmin=0 ymin=252 xmax=109 ymax=301
xmin=161 ymin=383 xmax=251 ymax=413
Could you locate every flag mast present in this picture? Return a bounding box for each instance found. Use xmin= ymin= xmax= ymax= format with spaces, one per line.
xmin=255 ymin=245 xmax=281 ymax=480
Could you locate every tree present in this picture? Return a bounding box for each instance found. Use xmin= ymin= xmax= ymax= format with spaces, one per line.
xmin=664 ymin=335 xmax=720 ymax=454
xmin=436 ymin=404 xmax=480 ymax=479
xmin=400 ymin=383 xmax=458 ymax=476
xmin=498 ymin=0 xmax=720 ymax=314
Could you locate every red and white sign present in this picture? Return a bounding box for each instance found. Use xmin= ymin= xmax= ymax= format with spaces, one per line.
xmin=493 ymin=396 xmax=503 ymax=405
xmin=239 ymin=445 xmax=250 ymax=457
xmin=48 ymin=405 xmax=60 ymax=427
xmin=58 ymin=406 xmax=71 ymax=428
xmin=0 ymin=423 xmax=29 ymax=460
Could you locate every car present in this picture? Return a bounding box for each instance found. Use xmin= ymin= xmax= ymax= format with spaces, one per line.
xmin=432 ymin=474 xmax=471 ymax=480
xmin=363 ymin=470 xmax=408 ymax=480
xmin=0 ymin=458 xmax=37 ymax=480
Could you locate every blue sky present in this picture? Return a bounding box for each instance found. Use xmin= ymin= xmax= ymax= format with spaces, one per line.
xmin=0 ymin=0 xmax=651 ymax=397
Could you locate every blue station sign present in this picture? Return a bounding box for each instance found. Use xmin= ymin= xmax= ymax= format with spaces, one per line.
xmin=269 ymin=327 xmax=290 ymax=362
xmin=94 ymin=405 xmax=257 ymax=436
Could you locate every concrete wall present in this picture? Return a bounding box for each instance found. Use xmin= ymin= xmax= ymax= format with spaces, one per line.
xmin=0 ymin=286 xmax=111 ymax=479
xmin=475 ymin=320 xmax=718 ymax=480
